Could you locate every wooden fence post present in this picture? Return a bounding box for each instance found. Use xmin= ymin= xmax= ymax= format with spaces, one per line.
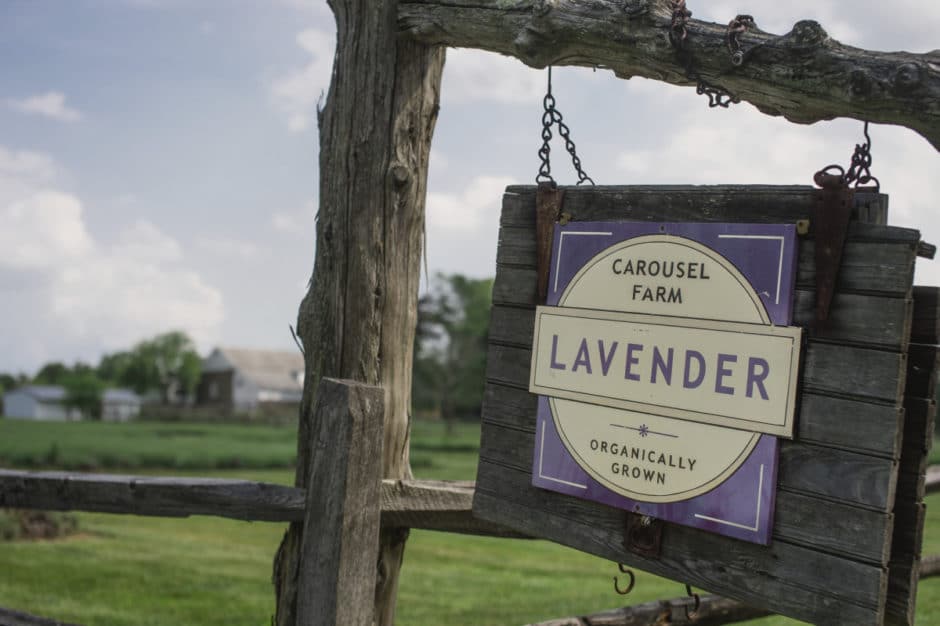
xmin=295 ymin=378 xmax=385 ymax=626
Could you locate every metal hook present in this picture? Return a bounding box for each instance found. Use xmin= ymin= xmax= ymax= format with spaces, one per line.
xmin=613 ymin=563 xmax=636 ymax=595
xmin=684 ymin=584 xmax=701 ymax=621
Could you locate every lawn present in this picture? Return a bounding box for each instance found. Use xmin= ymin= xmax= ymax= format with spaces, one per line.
xmin=0 ymin=418 xmax=937 ymax=625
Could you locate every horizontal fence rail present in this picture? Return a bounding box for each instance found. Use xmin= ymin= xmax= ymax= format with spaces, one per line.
xmin=0 ymin=470 xmax=525 ymax=537
xmin=3 ymin=467 xmax=940 ymax=535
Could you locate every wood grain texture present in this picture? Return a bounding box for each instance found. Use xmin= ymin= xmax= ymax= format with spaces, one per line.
xmin=398 ymin=1 xmax=940 ymax=149
xmin=475 ymin=186 xmax=917 ymax=625
xmin=0 ymin=470 xmax=306 ymax=522
xmin=0 ymin=470 xmax=527 ymax=538
xmin=528 ymin=557 xmax=940 ymax=626
xmin=911 ymin=287 xmax=940 ymax=344
xmin=473 ymin=486 xmax=885 ymax=625
xmin=295 ymin=379 xmax=384 ymax=626
xmin=270 ymin=0 xmax=445 ymax=621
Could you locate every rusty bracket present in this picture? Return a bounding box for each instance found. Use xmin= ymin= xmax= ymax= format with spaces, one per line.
xmin=624 ymin=513 xmax=663 ymax=558
xmin=812 ymin=170 xmax=855 ymax=325
xmin=536 ymin=182 xmax=566 ymax=303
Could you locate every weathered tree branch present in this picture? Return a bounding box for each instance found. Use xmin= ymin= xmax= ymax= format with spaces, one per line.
xmin=399 ymin=0 xmax=940 ymax=150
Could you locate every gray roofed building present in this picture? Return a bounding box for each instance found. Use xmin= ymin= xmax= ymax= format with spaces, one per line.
xmin=3 ymin=385 xmax=80 ymax=421
xmin=197 ymin=347 xmax=304 ymax=414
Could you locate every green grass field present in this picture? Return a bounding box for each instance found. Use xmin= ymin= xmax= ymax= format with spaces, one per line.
xmin=0 ymin=418 xmax=938 ymax=625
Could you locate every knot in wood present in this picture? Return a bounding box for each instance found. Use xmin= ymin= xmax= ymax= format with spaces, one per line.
xmin=533 ymin=0 xmax=554 ymax=17
xmin=513 ymin=28 xmax=547 ymax=65
xmin=850 ymin=69 xmax=873 ymax=97
xmin=893 ymin=63 xmax=923 ymax=94
xmin=389 ymin=163 xmax=411 ymax=189
xmin=619 ymin=0 xmax=649 ymax=17
xmin=788 ymin=20 xmax=829 ymax=47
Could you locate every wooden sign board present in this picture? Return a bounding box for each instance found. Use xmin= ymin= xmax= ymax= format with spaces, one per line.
xmin=529 ymin=221 xmax=802 ymax=546
xmin=472 ymin=185 xmax=935 ymax=626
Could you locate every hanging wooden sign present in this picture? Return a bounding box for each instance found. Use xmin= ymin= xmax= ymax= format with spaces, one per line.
xmin=472 ymin=185 xmax=936 ymax=626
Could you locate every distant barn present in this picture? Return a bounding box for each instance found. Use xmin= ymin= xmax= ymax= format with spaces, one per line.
xmin=2 ymin=385 xmax=140 ymax=421
xmin=197 ymin=347 xmax=304 ymax=416
xmin=2 ymin=385 xmax=82 ymax=421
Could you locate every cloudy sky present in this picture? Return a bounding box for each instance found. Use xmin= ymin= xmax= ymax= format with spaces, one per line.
xmin=1 ymin=0 xmax=937 ymax=375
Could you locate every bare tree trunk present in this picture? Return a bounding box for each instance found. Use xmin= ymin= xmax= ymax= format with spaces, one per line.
xmin=399 ymin=0 xmax=940 ymax=150
xmin=271 ymin=0 xmax=444 ymax=622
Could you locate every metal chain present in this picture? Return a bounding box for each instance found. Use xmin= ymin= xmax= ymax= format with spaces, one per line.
xmin=815 ymin=122 xmax=880 ymax=191
xmin=536 ymin=67 xmax=595 ymax=186
xmin=726 ymin=14 xmax=755 ymax=67
xmin=669 ymin=0 xmax=740 ymax=108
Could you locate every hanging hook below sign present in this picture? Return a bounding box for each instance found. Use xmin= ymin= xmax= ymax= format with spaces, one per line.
xmin=684 ymin=584 xmax=701 ymax=621
xmin=613 ymin=563 xmax=636 ymax=595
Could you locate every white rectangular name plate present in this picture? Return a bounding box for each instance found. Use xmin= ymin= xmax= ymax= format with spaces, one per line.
xmin=529 ymin=305 xmax=802 ymax=438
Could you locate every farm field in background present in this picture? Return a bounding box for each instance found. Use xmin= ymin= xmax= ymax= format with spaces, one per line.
xmin=0 ymin=417 xmax=938 ymax=625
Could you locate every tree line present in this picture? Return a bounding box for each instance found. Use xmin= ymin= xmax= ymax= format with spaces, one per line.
xmin=412 ymin=273 xmax=493 ymax=423
xmin=2 ymin=274 xmax=494 ymax=422
xmin=0 ymin=331 xmax=201 ymax=419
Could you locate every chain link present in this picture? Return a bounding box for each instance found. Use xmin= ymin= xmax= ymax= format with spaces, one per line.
xmin=536 ymin=67 xmax=595 ymax=186
xmin=726 ymin=14 xmax=755 ymax=67
xmin=669 ymin=0 xmax=740 ymax=108
xmin=815 ymin=122 xmax=880 ymax=191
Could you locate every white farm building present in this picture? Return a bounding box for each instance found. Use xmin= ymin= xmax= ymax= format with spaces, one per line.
xmin=2 ymin=385 xmax=141 ymax=421
xmin=3 ymin=385 xmax=81 ymax=421
xmin=196 ymin=347 xmax=304 ymax=414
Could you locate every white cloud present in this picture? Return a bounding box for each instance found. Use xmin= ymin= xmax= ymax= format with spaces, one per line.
xmin=272 ymin=199 xmax=315 ymax=234
xmin=0 ymin=146 xmax=223 ymax=372
xmin=442 ymin=49 xmax=542 ymax=105
xmin=0 ymin=147 xmax=56 ymax=182
xmin=114 ymin=219 xmax=184 ymax=263
xmin=270 ymin=28 xmax=334 ymax=133
xmin=195 ymin=236 xmax=261 ymax=259
xmin=425 ymin=175 xmax=516 ymax=277
xmin=7 ymin=91 xmax=82 ymax=123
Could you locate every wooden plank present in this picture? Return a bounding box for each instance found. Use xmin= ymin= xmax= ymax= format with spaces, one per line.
xmin=899 ymin=398 xmax=936 ymax=477
xmin=905 ymin=343 xmax=940 ymax=398
xmin=480 ymin=416 xmax=897 ymax=513
xmin=528 ymin=594 xmax=771 ymax=626
xmin=0 ymin=470 xmax=307 ymax=522
xmin=497 ymin=229 xmax=917 ymax=297
xmin=381 ymin=479 xmax=528 ymax=537
xmin=295 ymin=378 xmax=384 ymax=626
xmin=473 ymin=466 xmax=886 ymax=625
xmin=0 ymin=469 xmax=525 ymax=538
xmin=530 ymin=555 xmax=940 ymax=626
xmin=500 ymin=186 xmax=895 ymax=233
xmin=490 ymin=264 xmax=912 ymax=350
xmin=911 ymin=286 xmax=940 ymax=344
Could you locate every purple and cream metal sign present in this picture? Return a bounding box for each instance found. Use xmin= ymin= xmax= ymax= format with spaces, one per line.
xmin=529 ymin=222 xmax=801 ymax=545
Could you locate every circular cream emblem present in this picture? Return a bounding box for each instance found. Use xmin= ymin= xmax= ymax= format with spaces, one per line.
xmin=551 ymin=235 xmax=769 ymax=503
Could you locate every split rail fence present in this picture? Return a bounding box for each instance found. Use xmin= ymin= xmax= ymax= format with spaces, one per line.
xmin=1 ymin=376 xmax=940 ymax=625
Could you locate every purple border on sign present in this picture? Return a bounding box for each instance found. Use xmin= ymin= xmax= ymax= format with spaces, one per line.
xmin=531 ymin=221 xmax=798 ymax=545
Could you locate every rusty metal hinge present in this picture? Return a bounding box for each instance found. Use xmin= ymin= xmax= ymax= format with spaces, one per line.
xmin=624 ymin=513 xmax=663 ymax=558
xmin=812 ymin=170 xmax=854 ymax=325
xmin=536 ymin=182 xmax=565 ymax=303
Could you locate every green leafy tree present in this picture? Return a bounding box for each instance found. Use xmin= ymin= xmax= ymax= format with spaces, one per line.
xmin=62 ymin=369 xmax=105 ymax=420
xmin=121 ymin=331 xmax=201 ymax=404
xmin=33 ymin=362 xmax=70 ymax=385
xmin=412 ymin=273 xmax=493 ymax=425
xmin=97 ymin=351 xmax=134 ymax=385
